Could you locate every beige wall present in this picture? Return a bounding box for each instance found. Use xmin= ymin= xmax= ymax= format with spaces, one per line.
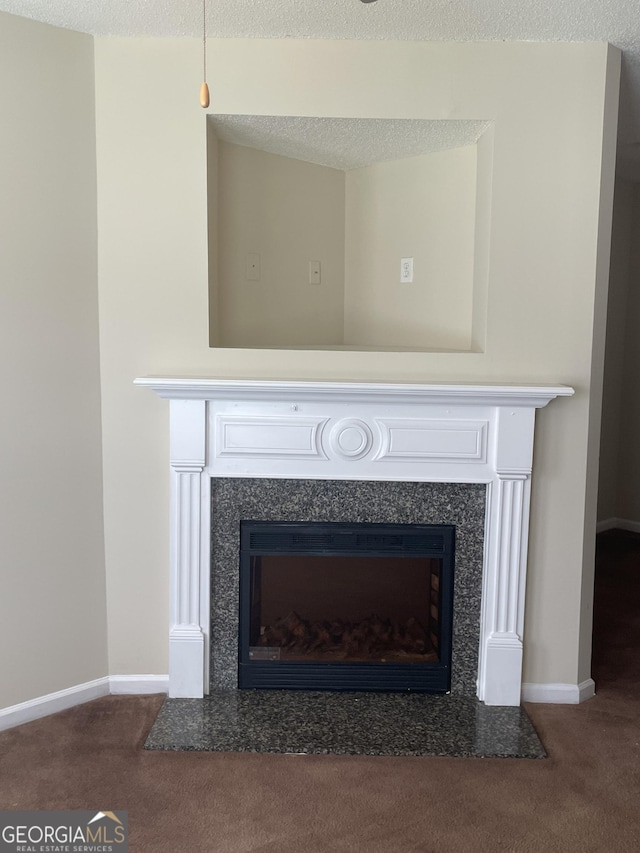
xmin=598 ymin=179 xmax=634 ymax=523
xmin=471 ymin=126 xmax=494 ymax=352
xmin=94 ymin=38 xmax=619 ymax=688
xmin=94 ymin=38 xmax=208 ymax=676
xmin=207 ymin=123 xmax=220 ymax=346
xmin=344 ymin=146 xmax=477 ymax=350
xmin=577 ymin=44 xmax=620 ymax=681
xmin=0 ymin=13 xmax=107 ymax=707
xmin=214 ymin=140 xmax=345 ymax=347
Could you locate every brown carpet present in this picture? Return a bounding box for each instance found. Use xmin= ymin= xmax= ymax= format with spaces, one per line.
xmin=1 ymin=530 xmax=640 ymax=852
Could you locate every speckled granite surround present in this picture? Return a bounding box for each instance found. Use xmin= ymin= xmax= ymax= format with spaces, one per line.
xmin=211 ymin=479 xmax=485 ymax=695
xmin=145 ymin=690 xmax=545 ymax=758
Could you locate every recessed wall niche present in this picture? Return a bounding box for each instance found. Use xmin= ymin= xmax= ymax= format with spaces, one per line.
xmin=207 ymin=116 xmax=493 ymax=352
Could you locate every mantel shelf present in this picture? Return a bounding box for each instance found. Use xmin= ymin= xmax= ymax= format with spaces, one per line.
xmin=134 ymin=377 xmax=574 ymax=409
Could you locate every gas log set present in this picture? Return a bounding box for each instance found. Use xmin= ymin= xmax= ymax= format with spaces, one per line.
xmin=257 ymin=610 xmax=438 ymax=662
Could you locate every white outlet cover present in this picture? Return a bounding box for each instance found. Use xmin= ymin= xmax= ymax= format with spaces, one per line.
xmin=400 ymin=257 xmax=414 ymax=283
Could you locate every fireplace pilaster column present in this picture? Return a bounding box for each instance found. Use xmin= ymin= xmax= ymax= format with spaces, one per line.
xmin=479 ymin=406 xmax=534 ymax=705
xmin=168 ymin=400 xmax=206 ymax=698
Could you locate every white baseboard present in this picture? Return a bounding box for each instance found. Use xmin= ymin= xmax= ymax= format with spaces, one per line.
xmin=522 ymin=678 xmax=595 ymax=704
xmin=0 ymin=676 xmax=110 ymax=733
xmin=597 ymin=517 xmax=640 ymax=534
xmin=109 ymin=675 xmax=169 ymax=694
xmin=1 ymin=673 xmax=596 ymax=732
xmin=0 ymin=675 xmax=169 ymax=732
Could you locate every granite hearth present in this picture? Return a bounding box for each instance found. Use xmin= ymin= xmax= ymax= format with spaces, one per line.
xmin=145 ymin=690 xmax=546 ymax=758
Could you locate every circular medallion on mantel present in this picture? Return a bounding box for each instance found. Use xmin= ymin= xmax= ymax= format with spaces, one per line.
xmin=329 ymin=418 xmax=374 ymax=460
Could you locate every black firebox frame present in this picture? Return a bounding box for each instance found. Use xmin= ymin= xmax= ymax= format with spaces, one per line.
xmin=238 ymin=520 xmax=455 ymax=693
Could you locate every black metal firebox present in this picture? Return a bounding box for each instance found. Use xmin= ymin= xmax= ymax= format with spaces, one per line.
xmin=238 ymin=520 xmax=455 ymax=692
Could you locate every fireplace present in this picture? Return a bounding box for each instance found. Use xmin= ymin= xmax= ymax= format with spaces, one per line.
xmin=238 ymin=520 xmax=455 ymax=692
xmin=135 ymin=377 xmax=574 ymax=705
xmin=210 ymin=478 xmax=483 ymax=696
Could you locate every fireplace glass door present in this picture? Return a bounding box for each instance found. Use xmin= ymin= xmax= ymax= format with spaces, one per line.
xmin=238 ymin=521 xmax=455 ymax=692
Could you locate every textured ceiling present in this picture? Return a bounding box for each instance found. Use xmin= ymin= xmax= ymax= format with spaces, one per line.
xmin=211 ymin=116 xmax=490 ymax=171
xmin=2 ymin=0 xmax=639 ymax=174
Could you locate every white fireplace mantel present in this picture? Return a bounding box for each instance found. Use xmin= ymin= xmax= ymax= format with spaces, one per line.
xmin=135 ymin=377 xmax=574 ymax=705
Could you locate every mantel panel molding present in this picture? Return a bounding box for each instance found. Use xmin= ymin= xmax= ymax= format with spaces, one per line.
xmin=137 ymin=377 xmax=574 ymax=706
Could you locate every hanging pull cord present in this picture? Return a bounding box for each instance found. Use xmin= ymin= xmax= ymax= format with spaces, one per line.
xmin=200 ymin=0 xmax=210 ymax=108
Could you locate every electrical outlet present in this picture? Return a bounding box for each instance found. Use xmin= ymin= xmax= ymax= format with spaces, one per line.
xmin=400 ymin=258 xmax=414 ymax=283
